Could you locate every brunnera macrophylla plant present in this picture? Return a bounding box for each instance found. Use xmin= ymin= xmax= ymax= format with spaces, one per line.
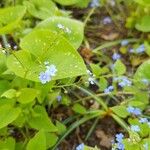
xmin=0 ymin=1 xmax=150 ymax=150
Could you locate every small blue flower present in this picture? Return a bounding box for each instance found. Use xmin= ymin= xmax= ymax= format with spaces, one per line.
xmin=136 ymin=44 xmax=145 ymax=53
xmin=104 ymin=85 xmax=114 ymax=94
xmin=118 ymin=77 xmax=132 ymax=87
xmin=139 ymin=118 xmax=148 ymax=123
xmin=76 ymin=143 xmax=84 ymax=150
xmin=39 ymin=71 xmax=51 ymax=84
xmin=46 ymin=64 xmax=57 ymax=76
xmin=127 ymin=106 xmax=141 ymax=116
xmin=121 ymin=40 xmax=129 ymax=46
xmin=90 ymin=0 xmax=100 ymax=7
xmin=57 ymin=95 xmax=62 ymax=102
xmin=131 ymin=125 xmax=140 ymax=132
xmin=117 ymin=142 xmax=125 ymax=150
xmin=115 ymin=133 xmax=124 ymax=143
xmin=112 ymin=53 xmax=121 ymax=60
xmin=103 ymin=17 xmax=112 ymax=25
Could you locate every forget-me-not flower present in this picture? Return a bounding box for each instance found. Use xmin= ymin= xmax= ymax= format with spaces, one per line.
xmin=90 ymin=0 xmax=100 ymax=7
xmin=104 ymin=85 xmax=114 ymax=94
xmin=117 ymin=142 xmax=124 ymax=150
xmin=117 ymin=76 xmax=132 ymax=87
xmin=115 ymin=133 xmax=124 ymax=143
xmin=112 ymin=53 xmax=121 ymax=60
xmin=39 ymin=71 xmax=51 ymax=84
xmin=57 ymin=95 xmax=62 ymax=102
xmin=136 ymin=44 xmax=145 ymax=53
xmin=131 ymin=125 xmax=140 ymax=132
xmin=103 ymin=17 xmax=112 ymax=25
xmin=46 ymin=64 xmax=57 ymax=76
xmin=127 ymin=106 xmax=142 ymax=116
xmin=76 ymin=143 xmax=84 ymax=150
xmin=121 ymin=40 xmax=129 ymax=46
xmin=139 ymin=118 xmax=148 ymax=124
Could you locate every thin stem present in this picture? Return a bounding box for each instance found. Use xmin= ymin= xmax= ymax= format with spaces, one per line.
xmin=93 ymin=38 xmax=139 ymax=53
xmin=74 ymin=85 xmax=108 ymax=110
xmin=84 ymin=7 xmax=96 ymax=27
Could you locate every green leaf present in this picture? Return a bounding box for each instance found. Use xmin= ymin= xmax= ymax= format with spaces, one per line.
xmin=45 ymin=133 xmax=58 ymax=148
xmin=0 ymin=52 xmax=7 ymax=74
xmin=0 ymin=80 xmax=10 ymax=95
xmin=72 ymin=103 xmax=87 ymax=114
xmin=114 ymin=60 xmax=126 ymax=75
xmin=111 ymin=105 xmax=129 ymax=118
xmin=8 ymin=29 xmax=87 ymax=82
xmin=36 ymin=17 xmax=84 ymax=49
xmin=27 ymin=130 xmax=46 ymax=150
xmin=54 ymin=0 xmax=80 ymax=5
xmin=135 ymin=16 xmax=150 ymax=32
xmin=0 ymin=137 xmax=15 ymax=150
xmin=0 ymin=6 xmax=26 ymax=34
xmin=0 ymin=105 xmax=21 ymax=129
xmin=7 ymin=50 xmax=40 ymax=82
xmin=99 ymin=77 xmax=108 ymax=91
xmin=134 ymin=0 xmax=150 ymax=6
xmin=17 ymin=88 xmax=39 ymax=104
xmin=23 ymin=0 xmax=60 ymax=20
xmin=28 ymin=106 xmax=57 ymax=132
xmin=1 ymin=89 xmax=17 ymax=99
xmin=56 ymin=121 xmax=67 ymax=135
xmin=134 ymin=59 xmax=150 ymax=80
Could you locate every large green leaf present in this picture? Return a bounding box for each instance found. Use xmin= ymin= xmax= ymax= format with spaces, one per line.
xmin=28 ymin=106 xmax=57 ymax=132
xmin=23 ymin=0 xmax=60 ymax=20
xmin=27 ymin=130 xmax=46 ymax=150
xmin=54 ymin=0 xmax=80 ymax=5
xmin=6 ymin=29 xmax=87 ymax=82
xmin=135 ymin=16 xmax=150 ymax=32
xmin=36 ymin=17 xmax=84 ymax=49
xmin=7 ymin=50 xmax=40 ymax=82
xmin=134 ymin=0 xmax=150 ymax=6
xmin=0 ymin=137 xmax=15 ymax=150
xmin=0 ymin=52 xmax=7 ymax=74
xmin=0 ymin=6 xmax=26 ymax=34
xmin=134 ymin=59 xmax=150 ymax=80
xmin=17 ymin=88 xmax=39 ymax=104
xmin=0 ymin=105 xmax=21 ymax=129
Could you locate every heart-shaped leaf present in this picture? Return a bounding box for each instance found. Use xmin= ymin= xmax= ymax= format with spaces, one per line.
xmin=36 ymin=17 xmax=84 ymax=49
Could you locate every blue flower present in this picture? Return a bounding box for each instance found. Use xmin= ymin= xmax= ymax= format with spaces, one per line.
xmin=39 ymin=71 xmax=51 ymax=84
xmin=57 ymin=95 xmax=62 ymax=102
xmin=115 ymin=133 xmax=124 ymax=143
xmin=127 ymin=106 xmax=141 ymax=116
xmin=46 ymin=64 xmax=57 ymax=76
xmin=121 ymin=40 xmax=129 ymax=46
xmin=112 ymin=53 xmax=121 ymax=60
xmin=76 ymin=143 xmax=84 ymax=150
xmin=103 ymin=17 xmax=112 ymax=25
xmin=139 ymin=118 xmax=148 ymax=123
xmin=117 ymin=142 xmax=125 ymax=150
xmin=131 ymin=125 xmax=140 ymax=132
xmin=104 ymin=85 xmax=114 ymax=94
xmin=136 ymin=44 xmax=145 ymax=53
xmin=90 ymin=0 xmax=100 ymax=7
xmin=117 ymin=76 xmax=132 ymax=87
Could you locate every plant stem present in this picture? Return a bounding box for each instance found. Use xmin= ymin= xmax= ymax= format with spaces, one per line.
xmin=74 ymin=85 xmax=108 ymax=110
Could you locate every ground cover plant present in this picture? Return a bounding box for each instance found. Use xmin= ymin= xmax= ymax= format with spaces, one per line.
xmin=0 ymin=0 xmax=150 ymax=149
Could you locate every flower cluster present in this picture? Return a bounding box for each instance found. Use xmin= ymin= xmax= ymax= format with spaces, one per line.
xmin=114 ymin=76 xmax=132 ymax=87
xmin=130 ymin=125 xmax=140 ymax=132
xmin=57 ymin=23 xmax=71 ymax=34
xmin=127 ymin=106 xmax=141 ymax=116
xmin=104 ymin=85 xmax=114 ymax=94
xmin=112 ymin=53 xmax=121 ymax=60
xmin=112 ymin=133 xmax=125 ymax=150
xmin=76 ymin=143 xmax=84 ymax=150
xmin=129 ymin=44 xmax=145 ymax=54
xmin=39 ymin=62 xmax=57 ymax=84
